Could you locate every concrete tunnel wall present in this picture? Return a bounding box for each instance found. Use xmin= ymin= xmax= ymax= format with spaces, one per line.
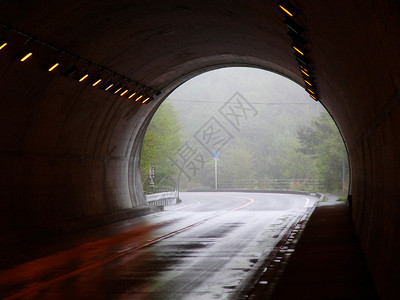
xmin=0 ymin=0 xmax=399 ymax=297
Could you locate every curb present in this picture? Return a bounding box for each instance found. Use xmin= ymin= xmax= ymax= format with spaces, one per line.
xmin=229 ymin=194 xmax=320 ymax=299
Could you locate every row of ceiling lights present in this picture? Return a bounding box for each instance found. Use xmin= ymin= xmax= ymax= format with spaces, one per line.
xmin=278 ymin=0 xmax=319 ymax=101
xmin=0 ymin=24 xmax=158 ymax=104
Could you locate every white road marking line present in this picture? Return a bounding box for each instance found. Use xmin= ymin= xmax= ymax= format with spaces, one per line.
xmin=170 ymin=202 xmax=200 ymax=210
xmin=304 ymin=197 xmax=310 ymax=208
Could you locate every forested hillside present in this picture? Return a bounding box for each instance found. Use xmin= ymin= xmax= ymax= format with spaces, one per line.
xmin=141 ymin=67 xmax=348 ymax=193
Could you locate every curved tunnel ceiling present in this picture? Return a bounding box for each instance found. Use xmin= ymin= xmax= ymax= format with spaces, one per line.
xmin=0 ymin=1 xmax=298 ymax=89
xmin=1 ymin=0 xmax=397 ymax=141
xmin=0 ymin=1 xmax=399 ymax=298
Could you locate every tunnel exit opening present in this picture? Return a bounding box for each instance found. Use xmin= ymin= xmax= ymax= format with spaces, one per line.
xmin=139 ymin=67 xmax=350 ymax=204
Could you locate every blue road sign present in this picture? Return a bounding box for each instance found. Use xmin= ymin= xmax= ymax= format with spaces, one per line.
xmin=212 ymin=151 xmax=219 ymax=159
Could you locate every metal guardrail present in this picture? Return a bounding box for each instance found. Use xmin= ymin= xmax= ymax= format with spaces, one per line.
xmin=145 ymin=187 xmax=178 ymax=206
xmin=218 ymin=179 xmax=328 ymax=192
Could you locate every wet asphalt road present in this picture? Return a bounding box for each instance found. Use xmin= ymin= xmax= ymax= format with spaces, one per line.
xmin=0 ymin=192 xmax=316 ymax=299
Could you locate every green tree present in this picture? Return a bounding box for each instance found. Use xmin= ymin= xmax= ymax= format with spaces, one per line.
xmin=297 ymin=112 xmax=348 ymax=192
xmin=140 ymin=102 xmax=182 ymax=190
xmin=281 ymin=147 xmax=316 ymax=179
xmin=219 ymin=146 xmax=256 ymax=187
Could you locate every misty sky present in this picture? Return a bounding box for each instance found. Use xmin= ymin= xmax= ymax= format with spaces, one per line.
xmin=163 ymin=67 xmax=325 ymax=138
xmin=165 ymin=67 xmax=324 ymax=108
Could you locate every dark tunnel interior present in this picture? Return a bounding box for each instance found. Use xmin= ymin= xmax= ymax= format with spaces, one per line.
xmin=0 ymin=1 xmax=399 ymax=297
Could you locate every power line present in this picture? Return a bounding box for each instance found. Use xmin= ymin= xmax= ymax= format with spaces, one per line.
xmin=166 ymin=98 xmax=312 ymax=105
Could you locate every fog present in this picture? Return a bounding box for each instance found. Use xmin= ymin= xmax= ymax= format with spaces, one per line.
xmin=142 ymin=67 xmax=346 ymax=193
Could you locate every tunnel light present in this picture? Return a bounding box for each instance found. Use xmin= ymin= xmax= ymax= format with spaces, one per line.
xmin=310 ymin=94 xmax=317 ymax=100
xmin=128 ymin=92 xmax=136 ymax=99
xmin=20 ymin=51 xmax=33 ymax=62
xmin=142 ymin=97 xmax=150 ymax=104
xmin=114 ymin=86 xmax=122 ymax=94
xmin=307 ymin=88 xmax=315 ymax=94
xmin=0 ymin=40 xmax=7 ymax=51
xmin=293 ymin=46 xmax=305 ymax=56
xmin=79 ymin=73 xmax=89 ymax=82
xmin=278 ymin=1 xmax=298 ymax=17
xmin=120 ymin=89 xmax=129 ymax=96
xmin=304 ymin=79 xmax=312 ymax=86
xmin=300 ymin=68 xmax=310 ymax=75
xmin=279 ymin=5 xmax=293 ymax=17
xmin=135 ymin=95 xmax=143 ymax=102
xmin=44 ymin=59 xmax=61 ymax=73
xmin=104 ymin=82 xmax=114 ymax=91
xmin=301 ymin=69 xmax=310 ymax=77
xmin=300 ymin=66 xmax=313 ymax=78
xmin=48 ymin=62 xmax=60 ymax=72
xmin=92 ymin=78 xmax=102 ymax=86
xmin=299 ymin=64 xmax=309 ymax=72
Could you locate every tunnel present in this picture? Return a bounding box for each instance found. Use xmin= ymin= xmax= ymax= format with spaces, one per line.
xmin=0 ymin=0 xmax=399 ymax=297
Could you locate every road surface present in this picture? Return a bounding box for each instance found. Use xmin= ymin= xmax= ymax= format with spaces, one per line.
xmin=0 ymin=192 xmax=317 ymax=299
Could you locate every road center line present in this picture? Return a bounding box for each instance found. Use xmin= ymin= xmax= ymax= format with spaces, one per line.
xmin=231 ymin=196 xmax=255 ymax=210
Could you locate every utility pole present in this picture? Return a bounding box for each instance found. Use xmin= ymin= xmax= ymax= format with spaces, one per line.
xmin=213 ymin=151 xmax=219 ymax=190
xmin=149 ymin=164 xmax=155 ymax=189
